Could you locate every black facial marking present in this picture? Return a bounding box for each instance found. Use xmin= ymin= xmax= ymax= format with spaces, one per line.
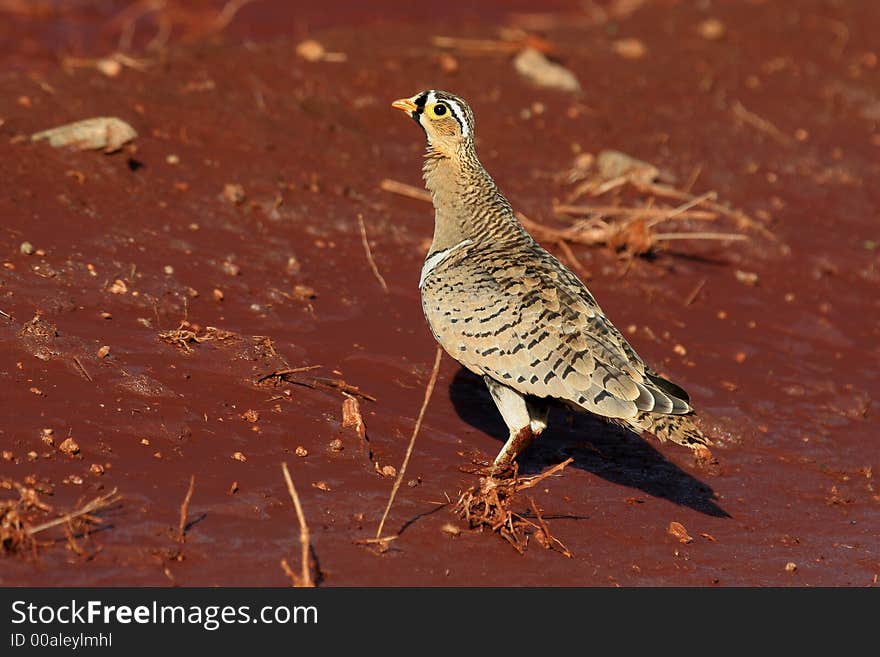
xmin=411 ymin=92 xmax=430 ymax=122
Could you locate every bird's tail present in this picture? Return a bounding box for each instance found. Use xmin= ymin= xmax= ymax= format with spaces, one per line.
xmin=628 ymin=412 xmax=710 ymax=450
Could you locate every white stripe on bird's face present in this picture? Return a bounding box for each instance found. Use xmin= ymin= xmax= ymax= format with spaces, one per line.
xmin=444 ymin=99 xmax=469 ymax=138
xmin=425 ymin=90 xmax=469 ymax=138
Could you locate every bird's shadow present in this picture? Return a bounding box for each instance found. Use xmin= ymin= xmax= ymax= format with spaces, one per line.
xmin=448 ymin=367 xmax=729 ymax=518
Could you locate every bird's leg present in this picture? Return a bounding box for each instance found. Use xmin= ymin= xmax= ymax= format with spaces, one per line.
xmin=493 ymin=426 xmax=535 ymax=471
xmin=483 ymin=376 xmax=548 ymax=473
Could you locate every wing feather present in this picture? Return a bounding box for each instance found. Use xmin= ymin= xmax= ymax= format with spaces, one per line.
xmin=421 ymin=242 xmax=692 ymax=420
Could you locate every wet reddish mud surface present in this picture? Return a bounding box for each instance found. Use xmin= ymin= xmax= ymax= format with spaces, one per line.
xmin=1 ymin=0 xmax=878 ymax=586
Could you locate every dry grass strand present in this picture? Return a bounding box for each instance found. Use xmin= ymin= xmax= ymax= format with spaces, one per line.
xmin=281 ymin=462 xmax=314 ymax=587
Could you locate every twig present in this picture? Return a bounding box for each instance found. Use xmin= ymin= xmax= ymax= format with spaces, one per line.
xmin=730 ymin=100 xmax=793 ymax=146
xmin=683 ymin=164 xmax=703 ymax=194
xmin=519 ymin=212 xmax=590 ymax=275
xmin=431 ymin=34 xmax=553 ymax=54
xmin=528 ymin=497 xmax=572 ymax=557
xmin=554 ymin=204 xmax=717 ymax=222
xmin=110 ymin=0 xmax=163 ymax=52
xmin=280 ymin=558 xmax=298 ymax=585
xmin=281 ymin=462 xmax=314 ymax=587
xmin=0 ymin=309 xmax=11 ymax=319
xmin=146 ymin=13 xmax=171 ymax=50
xmin=645 ymin=191 xmax=718 ymax=227
xmin=212 ymin=0 xmax=256 ymax=32
xmin=431 ymin=35 xmax=523 ymax=53
xmin=177 ymin=475 xmax=195 ymax=544
xmin=684 ymin=278 xmax=707 ymax=307
xmin=631 ymin=181 xmax=775 ymax=240
xmin=554 ymin=239 xmax=589 ymax=276
xmin=27 ymin=488 xmax=120 ymax=536
xmin=357 ymin=214 xmax=389 ymax=293
xmin=379 ymin=178 xmax=432 ymax=203
xmin=516 ymin=457 xmax=573 ymax=491
xmin=305 ymin=377 xmax=376 ymax=401
xmin=255 ymin=365 xmax=322 ymax=383
xmin=516 ymin=212 xmax=572 ymax=243
xmin=72 ymin=357 xmax=93 ymax=382
xmin=342 ymin=393 xmax=373 ymax=463
xmin=653 ymin=232 xmax=748 ymax=241
xmin=375 ymin=346 xmax=443 ymax=540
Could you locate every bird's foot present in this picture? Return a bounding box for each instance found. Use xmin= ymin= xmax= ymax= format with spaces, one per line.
xmin=453 ymin=456 xmax=575 ymax=554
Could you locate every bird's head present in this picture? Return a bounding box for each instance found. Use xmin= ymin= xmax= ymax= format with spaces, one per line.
xmin=392 ymin=89 xmax=474 ymax=157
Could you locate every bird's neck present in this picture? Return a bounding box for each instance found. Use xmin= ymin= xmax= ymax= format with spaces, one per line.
xmin=422 ymin=146 xmax=525 ymax=253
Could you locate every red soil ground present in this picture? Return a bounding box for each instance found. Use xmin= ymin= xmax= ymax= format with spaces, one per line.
xmin=1 ymin=0 xmax=877 ymax=585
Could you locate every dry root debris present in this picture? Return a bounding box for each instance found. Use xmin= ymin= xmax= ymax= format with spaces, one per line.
xmin=158 ymin=322 xmax=236 ymax=352
xmin=518 ymin=149 xmax=772 ymax=260
xmin=257 ymin=365 xmax=376 ymax=401
xmin=1 ymin=482 xmax=120 ymax=557
xmin=454 ymin=458 xmax=573 ymax=556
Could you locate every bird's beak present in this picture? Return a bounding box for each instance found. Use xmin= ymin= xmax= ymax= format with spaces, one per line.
xmin=392 ymin=97 xmax=418 ymax=114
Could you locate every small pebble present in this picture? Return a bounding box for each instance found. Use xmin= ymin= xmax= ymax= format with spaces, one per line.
xmin=108 ymin=279 xmax=128 ymax=294
xmin=329 ymin=438 xmax=344 ymax=452
xmin=97 ymin=345 xmax=110 ymax=358
xmin=293 ymin=284 xmax=316 ymax=300
xmin=20 ymin=241 xmax=35 ymax=255
xmin=90 ymin=463 xmax=105 ymax=475
xmin=613 ymin=38 xmax=647 ymax=60
xmin=296 ymin=39 xmax=325 ymax=62
xmin=59 ymin=437 xmax=80 ymax=456
xmin=232 ymin=451 xmax=247 ymax=462
xmin=286 ymin=256 xmax=301 ymax=276
xmin=734 ymin=270 xmax=759 ymax=286
xmin=295 ymin=446 xmax=308 ymax=457
xmin=223 ymin=183 xmax=246 ymax=205
xmin=438 ymin=53 xmax=458 ymax=74
xmin=785 ymin=562 xmax=797 ymax=573
xmin=667 ymin=521 xmax=694 ymax=544
xmin=698 ymin=18 xmax=726 ymax=40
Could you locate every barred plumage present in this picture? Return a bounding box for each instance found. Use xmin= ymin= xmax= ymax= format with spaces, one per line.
xmin=393 ymin=89 xmax=710 ymax=468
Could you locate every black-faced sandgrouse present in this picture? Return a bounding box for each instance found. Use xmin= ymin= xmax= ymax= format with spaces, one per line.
xmin=392 ymin=89 xmax=710 ymax=470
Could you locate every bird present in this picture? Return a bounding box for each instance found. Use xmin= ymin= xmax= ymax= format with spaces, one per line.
xmin=392 ymin=89 xmax=710 ymax=472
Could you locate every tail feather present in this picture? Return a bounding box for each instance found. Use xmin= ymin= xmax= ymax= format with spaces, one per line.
xmin=628 ymin=412 xmax=710 ymax=449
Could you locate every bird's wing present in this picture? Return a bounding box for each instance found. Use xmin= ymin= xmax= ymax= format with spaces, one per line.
xmin=421 ymin=245 xmax=691 ymax=420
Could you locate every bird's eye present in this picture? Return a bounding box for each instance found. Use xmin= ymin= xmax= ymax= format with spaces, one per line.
xmin=431 ymin=103 xmax=448 ymax=117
